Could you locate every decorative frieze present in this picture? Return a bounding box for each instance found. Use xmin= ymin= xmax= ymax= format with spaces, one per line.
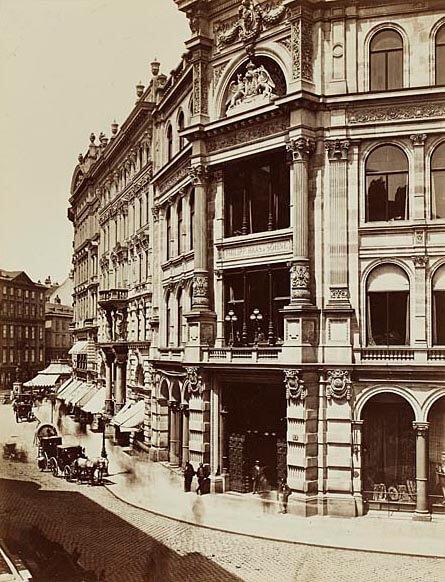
xmin=192 ymin=61 xmax=209 ymax=116
xmin=348 ymin=102 xmax=445 ymax=124
xmin=326 ymin=369 xmax=351 ymax=401
xmin=284 ymin=369 xmax=307 ymax=401
xmin=325 ymin=139 xmax=350 ymax=162
xmin=289 ymin=15 xmax=313 ymax=82
xmin=213 ymin=60 xmax=229 ymax=87
xmin=329 ymin=287 xmax=349 ymax=301
xmin=157 ymin=158 xmax=191 ymax=194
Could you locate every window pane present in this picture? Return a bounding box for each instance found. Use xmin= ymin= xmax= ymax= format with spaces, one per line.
xmin=371 ymin=30 xmax=403 ymax=51
xmin=370 ymin=52 xmax=386 ymax=91
xmin=431 ymin=143 xmax=445 ymax=170
xmin=387 ymin=50 xmax=403 ymax=90
xmin=432 ymin=169 xmax=445 ymax=219
xmin=437 ymin=25 xmax=445 ymax=45
xmin=369 ymin=293 xmax=387 ymax=345
xmin=433 ymin=291 xmax=445 ymax=344
xmin=436 ymin=45 xmax=445 ymax=85
xmin=387 ymin=292 xmax=408 ymax=345
xmin=367 ymin=145 xmax=407 ymax=173
xmin=367 ymin=175 xmax=387 ymax=221
xmin=387 ymin=174 xmax=407 ymax=220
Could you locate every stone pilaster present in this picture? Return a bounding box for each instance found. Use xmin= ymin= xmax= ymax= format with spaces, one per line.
xmin=284 ymin=0 xmax=314 ymax=93
xmin=285 ymin=369 xmax=319 ymax=516
xmin=113 ymin=346 xmax=128 ymax=412
xmin=351 ymin=420 xmax=364 ymax=516
xmin=412 ymin=255 xmax=428 ymax=355
xmin=412 ymin=421 xmax=431 ymax=521
xmin=180 ymin=403 xmax=190 ymax=465
xmin=185 ymin=366 xmax=210 ymax=467
xmin=103 ymin=349 xmax=115 ymax=416
xmin=410 ymin=134 xmax=428 ymax=221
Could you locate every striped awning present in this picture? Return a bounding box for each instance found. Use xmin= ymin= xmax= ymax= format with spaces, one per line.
xmin=23 ymin=373 xmax=61 ymax=388
xmin=67 ymin=382 xmax=91 ymax=406
xmin=56 ymin=376 xmax=74 ymax=397
xmin=112 ymin=399 xmax=145 ymax=431
xmin=68 ymin=341 xmax=88 ymax=355
xmin=83 ymin=387 xmax=106 ymax=414
xmin=58 ymin=379 xmax=83 ymax=402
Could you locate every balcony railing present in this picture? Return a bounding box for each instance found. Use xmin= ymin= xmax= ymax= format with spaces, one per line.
xmin=99 ymin=289 xmax=128 ymax=302
xmin=159 ymin=347 xmax=184 ymax=361
xmin=203 ymin=346 xmax=281 ymax=363
xmin=427 ymin=348 xmax=445 ymax=361
xmin=360 ymin=347 xmax=415 ymax=361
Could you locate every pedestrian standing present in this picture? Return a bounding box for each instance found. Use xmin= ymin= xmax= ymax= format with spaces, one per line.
xmin=196 ymin=462 xmax=205 ymax=495
xmin=183 ymin=461 xmax=195 ymax=492
xmin=277 ymin=478 xmax=291 ymax=514
xmin=252 ymin=460 xmax=261 ymax=494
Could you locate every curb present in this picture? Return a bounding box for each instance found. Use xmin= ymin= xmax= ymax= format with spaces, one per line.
xmin=102 ymin=483 xmax=445 ymax=559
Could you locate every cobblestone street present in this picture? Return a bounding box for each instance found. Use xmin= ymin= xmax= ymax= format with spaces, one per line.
xmin=1 ymin=402 xmax=444 ymax=582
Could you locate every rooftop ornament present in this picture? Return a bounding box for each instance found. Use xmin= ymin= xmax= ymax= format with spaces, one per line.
xmin=111 ymin=121 xmax=119 ymax=136
xmin=136 ymin=82 xmax=145 ymax=98
xmin=151 ymin=58 xmax=160 ymax=76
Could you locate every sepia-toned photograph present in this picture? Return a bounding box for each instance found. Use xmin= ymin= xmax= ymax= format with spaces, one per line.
xmin=0 ymin=0 xmax=445 ymax=580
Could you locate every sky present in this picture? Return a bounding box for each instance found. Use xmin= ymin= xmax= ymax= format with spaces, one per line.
xmin=0 ymin=0 xmax=189 ymax=284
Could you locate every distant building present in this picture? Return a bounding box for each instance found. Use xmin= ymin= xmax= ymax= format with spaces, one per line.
xmin=44 ymin=276 xmax=74 ymax=366
xmin=0 ymin=269 xmax=46 ymax=390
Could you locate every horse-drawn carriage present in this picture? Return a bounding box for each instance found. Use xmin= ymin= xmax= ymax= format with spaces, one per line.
xmin=13 ymin=396 xmax=35 ymax=423
xmin=34 ymin=423 xmax=108 ymax=485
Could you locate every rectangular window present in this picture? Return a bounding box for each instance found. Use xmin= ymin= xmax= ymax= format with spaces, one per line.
xmin=31 ymin=291 xmax=35 ymax=299
xmin=2 ymin=325 xmax=6 ymax=338
xmin=25 ymin=289 xmax=29 ymax=298
xmin=2 ymin=286 xmax=6 ymax=295
xmin=2 ymin=350 xmax=6 ymax=363
xmin=24 ymin=349 xmax=28 ymax=362
xmin=39 ymin=348 xmax=43 ymax=362
xmin=433 ymin=291 xmax=445 ymax=345
xmin=31 ymin=327 xmax=35 ymax=340
xmin=370 ymin=51 xmax=386 ymax=91
xmin=9 ymin=325 xmax=13 ymax=338
xmin=9 ymin=287 xmax=13 ymax=296
xmin=39 ymin=327 xmax=43 ymax=340
xmin=17 ymin=288 xmax=22 ymax=297
xmin=368 ymin=291 xmax=409 ymax=345
xmin=387 ymin=50 xmax=403 ymax=90
xmin=31 ymin=349 xmax=35 ymax=362
xmin=25 ymin=327 xmax=29 ymax=339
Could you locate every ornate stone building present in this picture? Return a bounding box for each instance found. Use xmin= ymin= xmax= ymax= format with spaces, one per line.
xmin=68 ymin=0 xmax=445 ymax=519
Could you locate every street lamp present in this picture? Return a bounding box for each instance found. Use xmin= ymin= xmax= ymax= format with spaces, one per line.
xmin=249 ymin=308 xmax=263 ymax=344
xmin=224 ymin=310 xmax=238 ymax=346
xmin=101 ymin=415 xmax=108 ymax=459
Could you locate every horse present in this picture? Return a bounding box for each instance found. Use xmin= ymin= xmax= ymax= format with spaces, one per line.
xmin=71 ymin=456 xmax=109 ymax=485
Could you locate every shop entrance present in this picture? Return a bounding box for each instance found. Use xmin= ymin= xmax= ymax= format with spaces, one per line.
xmin=427 ymin=396 xmax=445 ymax=512
xmin=223 ymin=382 xmax=286 ymax=492
xmin=362 ymin=393 xmax=416 ymax=511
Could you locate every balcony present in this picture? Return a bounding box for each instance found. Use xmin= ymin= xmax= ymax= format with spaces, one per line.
xmin=202 ymin=346 xmax=281 ymax=363
xmin=427 ymin=348 xmax=445 ymax=362
xmin=159 ymin=347 xmax=184 ymax=361
xmin=98 ymin=288 xmax=128 ymax=309
xmin=360 ymin=347 xmax=415 ymax=362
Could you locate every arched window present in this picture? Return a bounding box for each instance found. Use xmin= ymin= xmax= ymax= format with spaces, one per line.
xmin=370 ymin=29 xmax=403 ymax=91
xmin=189 ymin=189 xmax=195 ymax=251
xmin=167 ymin=124 xmax=173 ymax=161
xmin=436 ymin=24 xmax=445 ymax=85
xmin=178 ymin=111 xmax=185 ymax=150
xmin=166 ymin=206 xmax=171 ymax=260
xmin=177 ymin=197 xmax=183 ymax=255
xmin=135 ymin=364 xmax=144 ymax=387
xmin=177 ymin=288 xmax=183 ymax=346
xmin=433 ymin=266 xmax=445 ymax=345
xmin=166 ymin=291 xmax=171 ymax=346
xmin=431 ymin=142 xmax=445 ymax=219
xmin=366 ymin=145 xmax=408 ymax=222
xmin=366 ymin=264 xmax=410 ymax=346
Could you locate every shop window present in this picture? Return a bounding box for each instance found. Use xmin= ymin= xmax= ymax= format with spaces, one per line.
xmin=366 ymin=264 xmax=410 ymax=346
xmin=436 ymin=24 xmax=445 ymax=85
xmin=433 ymin=266 xmax=445 ymax=345
xmin=431 ymin=142 xmax=445 ymax=219
xmin=369 ymin=29 xmax=403 ymax=91
xmin=223 ymin=266 xmax=290 ymax=346
xmin=224 ymin=151 xmax=290 ymax=237
xmin=366 ymin=145 xmax=408 ymax=222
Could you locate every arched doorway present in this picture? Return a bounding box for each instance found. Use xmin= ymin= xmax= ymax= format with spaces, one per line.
xmin=427 ymin=395 xmax=445 ymax=511
xmin=362 ymin=393 xmax=416 ymax=511
xmin=168 ymin=381 xmax=182 ymax=466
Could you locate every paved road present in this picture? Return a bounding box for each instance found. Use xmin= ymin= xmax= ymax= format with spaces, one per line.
xmin=0 ymin=402 xmax=444 ymax=582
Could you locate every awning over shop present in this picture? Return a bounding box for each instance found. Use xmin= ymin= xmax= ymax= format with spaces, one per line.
xmin=23 ymin=373 xmax=62 ymax=388
xmin=111 ymin=399 xmax=145 ymax=432
xmin=40 ymin=363 xmax=72 ymax=375
xmin=56 ymin=377 xmax=74 ymax=397
xmin=68 ymin=341 xmax=88 ymax=355
xmin=82 ymin=387 xmax=106 ymax=414
xmin=77 ymin=385 xmax=99 ymax=409
xmin=58 ymin=379 xmax=83 ymax=402
xmin=67 ymin=382 xmax=91 ymax=406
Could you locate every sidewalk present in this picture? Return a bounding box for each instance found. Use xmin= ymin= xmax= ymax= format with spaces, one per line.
xmin=103 ymin=450 xmax=445 ymax=559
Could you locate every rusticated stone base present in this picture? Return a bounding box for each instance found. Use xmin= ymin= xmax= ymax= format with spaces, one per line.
xmin=149 ymin=446 xmax=169 ymax=462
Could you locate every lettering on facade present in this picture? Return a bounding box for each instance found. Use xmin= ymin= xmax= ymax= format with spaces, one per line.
xmin=221 ymin=237 xmax=291 ymax=260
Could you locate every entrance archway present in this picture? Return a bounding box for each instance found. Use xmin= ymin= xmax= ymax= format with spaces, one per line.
xmin=362 ymin=393 xmax=416 ymax=510
xmin=168 ymin=381 xmax=182 ymax=466
xmin=427 ymin=395 xmax=445 ymax=510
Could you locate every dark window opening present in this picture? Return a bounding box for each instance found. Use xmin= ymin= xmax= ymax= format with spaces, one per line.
xmin=431 ymin=142 xmax=445 ymax=219
xmin=178 ymin=111 xmax=185 ymax=149
xmin=370 ymin=29 xmax=403 ymax=91
xmin=367 ymin=291 xmax=409 ymax=346
xmin=177 ymin=289 xmax=183 ymax=346
xmin=166 ymin=206 xmax=171 ymax=260
xmin=366 ymin=145 xmax=408 ymax=222
xmin=166 ymin=292 xmax=171 ymax=347
xmin=189 ymin=189 xmax=195 ymax=251
xmin=177 ymin=198 xmax=183 ymax=255
xmin=224 ymin=266 xmax=289 ymax=346
xmin=436 ymin=25 xmax=445 ymax=85
xmin=167 ymin=125 xmax=173 ymax=161
xmin=224 ymin=151 xmax=290 ymax=237
xmin=433 ymin=290 xmax=445 ymax=345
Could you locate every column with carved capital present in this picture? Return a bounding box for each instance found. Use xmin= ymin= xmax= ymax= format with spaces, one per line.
xmin=325 ymin=139 xmax=351 ymax=306
xmin=284 ymin=369 xmax=319 ymax=515
xmin=412 ymin=421 xmax=431 ymax=520
xmin=113 ymin=347 xmax=128 ymax=412
xmin=281 ymin=137 xmax=318 ymax=363
xmin=410 ymin=134 xmax=428 ymax=221
xmin=412 ymin=255 xmax=428 ymax=359
xmin=103 ymin=349 xmax=115 ymax=416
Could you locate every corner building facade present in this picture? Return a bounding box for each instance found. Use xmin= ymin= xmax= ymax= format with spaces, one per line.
xmin=69 ymin=0 xmax=445 ymax=519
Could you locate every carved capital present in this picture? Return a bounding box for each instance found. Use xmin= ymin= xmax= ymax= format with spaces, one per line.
xmin=189 ymin=164 xmax=208 ymax=186
xmin=152 ymin=203 xmax=160 ymax=222
xmin=290 ymin=263 xmax=310 ymax=301
xmin=412 ymin=255 xmax=428 ymax=268
xmin=326 ymin=369 xmax=351 ymax=401
xmin=286 ymin=137 xmax=315 ymax=162
xmin=413 ymin=421 xmax=429 ymax=434
xmin=410 ymin=133 xmax=428 ymax=147
xmin=192 ymin=273 xmax=209 ymax=307
xmin=284 ymin=369 xmax=307 ymax=402
xmin=325 ymin=139 xmax=350 ymax=161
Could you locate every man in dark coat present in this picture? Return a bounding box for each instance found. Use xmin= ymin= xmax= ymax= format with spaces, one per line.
xmin=196 ymin=462 xmax=205 ymax=495
xmin=252 ymin=460 xmax=261 ymax=494
xmin=277 ymin=478 xmax=291 ymax=514
xmin=183 ymin=462 xmax=195 ymax=492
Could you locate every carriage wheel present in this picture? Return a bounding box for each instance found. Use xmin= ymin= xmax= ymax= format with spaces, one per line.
xmin=64 ymin=466 xmax=71 ymax=482
xmin=91 ymin=467 xmax=99 ymax=486
xmin=49 ymin=458 xmax=58 ymax=477
xmin=15 ymin=413 xmax=19 ymax=423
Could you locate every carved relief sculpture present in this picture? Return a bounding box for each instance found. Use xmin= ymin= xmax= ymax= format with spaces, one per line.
xmin=185 ymin=366 xmax=205 ymax=395
xmin=192 ymin=274 xmax=209 ymax=307
xmin=326 ymin=369 xmax=351 ymax=401
xmin=290 ymin=263 xmax=310 ymax=301
xmin=284 ymin=369 xmax=307 ymax=401
xmin=226 ymin=61 xmax=276 ymax=114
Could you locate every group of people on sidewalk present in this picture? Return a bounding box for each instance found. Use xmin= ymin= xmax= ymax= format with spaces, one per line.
xmin=252 ymin=460 xmax=291 ymax=514
xmin=183 ymin=461 xmax=211 ymax=495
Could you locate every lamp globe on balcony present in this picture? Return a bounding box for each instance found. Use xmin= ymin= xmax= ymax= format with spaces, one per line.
xmin=225 ymin=309 xmax=238 ymax=346
xmin=249 ymin=308 xmax=263 ymax=344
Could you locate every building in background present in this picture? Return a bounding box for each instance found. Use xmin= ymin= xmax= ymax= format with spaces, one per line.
xmin=44 ymin=276 xmax=74 ymax=366
xmin=67 ymin=0 xmax=445 ymax=519
xmin=0 ymin=269 xmax=46 ymax=390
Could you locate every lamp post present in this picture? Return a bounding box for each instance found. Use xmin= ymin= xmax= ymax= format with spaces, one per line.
xmin=249 ymin=308 xmax=263 ymax=344
xmin=224 ymin=310 xmax=238 ymax=346
xmin=101 ymin=415 xmax=107 ymax=459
